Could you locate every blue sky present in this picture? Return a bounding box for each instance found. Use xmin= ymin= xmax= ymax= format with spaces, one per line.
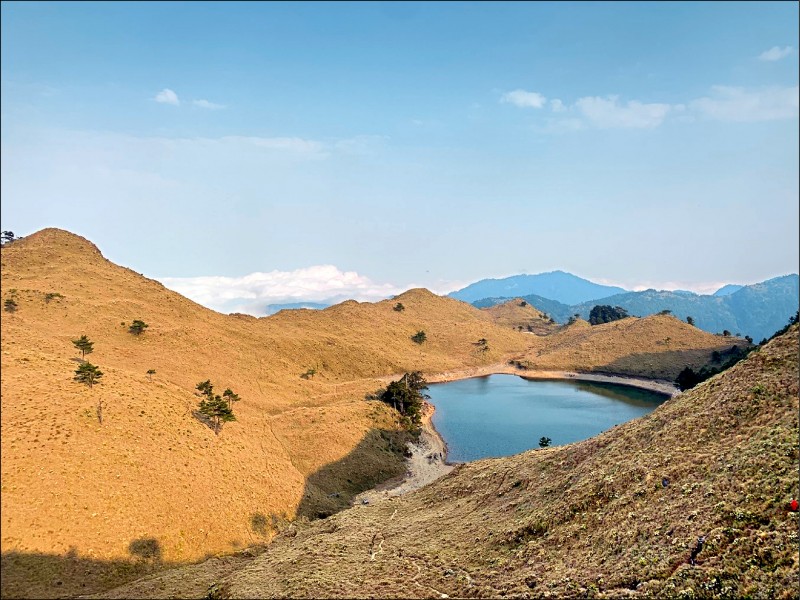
xmin=2 ymin=1 xmax=798 ymax=314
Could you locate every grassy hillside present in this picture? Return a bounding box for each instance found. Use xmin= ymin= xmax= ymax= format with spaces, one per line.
xmin=517 ymin=315 xmax=750 ymax=380
xmin=0 ymin=229 xmax=530 ymax=597
xmin=0 ymin=228 xmax=758 ymax=598
xmin=99 ymin=325 xmax=799 ymax=599
xmin=480 ymin=297 xmax=559 ymax=335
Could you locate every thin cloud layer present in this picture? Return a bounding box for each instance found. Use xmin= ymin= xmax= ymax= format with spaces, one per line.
xmin=154 ymin=88 xmax=180 ymax=106
xmin=758 ymin=46 xmax=793 ymax=61
xmin=507 ymin=84 xmax=798 ymax=131
xmin=574 ymin=95 xmax=672 ymax=129
xmin=159 ymin=265 xmax=404 ymax=315
xmin=690 ymin=85 xmax=799 ymax=122
xmin=193 ymin=99 xmax=225 ymax=110
xmin=501 ymin=89 xmax=547 ymax=108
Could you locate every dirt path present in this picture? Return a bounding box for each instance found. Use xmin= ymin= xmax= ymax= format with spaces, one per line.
xmin=353 ymin=402 xmax=453 ymax=506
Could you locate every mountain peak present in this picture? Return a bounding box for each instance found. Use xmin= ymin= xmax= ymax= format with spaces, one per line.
xmin=5 ymin=227 xmax=104 ymax=258
xmin=449 ymin=271 xmax=627 ymax=305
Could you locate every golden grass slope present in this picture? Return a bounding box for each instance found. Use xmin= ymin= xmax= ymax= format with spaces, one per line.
xmin=100 ymin=325 xmax=799 ymax=599
xmin=520 ymin=315 xmax=749 ymax=380
xmin=481 ymin=297 xmax=559 ymax=335
xmin=0 ymin=231 xmax=528 ymax=574
xmin=0 ymin=228 xmax=760 ymax=597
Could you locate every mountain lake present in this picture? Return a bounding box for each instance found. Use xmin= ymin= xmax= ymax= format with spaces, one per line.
xmin=429 ymin=374 xmax=669 ymax=462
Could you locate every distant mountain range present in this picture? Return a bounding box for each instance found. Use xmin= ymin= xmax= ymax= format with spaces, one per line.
xmin=448 ymin=270 xmax=627 ymax=305
xmin=472 ymin=274 xmax=799 ymax=342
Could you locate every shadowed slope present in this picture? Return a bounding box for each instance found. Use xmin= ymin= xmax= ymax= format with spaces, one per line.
xmin=96 ymin=326 xmax=798 ymax=599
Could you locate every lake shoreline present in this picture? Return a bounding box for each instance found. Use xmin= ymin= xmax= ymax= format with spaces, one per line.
xmin=423 ymin=363 xmax=680 ymax=397
xmin=362 ymin=365 xmax=678 ymax=500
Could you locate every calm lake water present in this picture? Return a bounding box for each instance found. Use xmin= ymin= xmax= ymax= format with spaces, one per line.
xmin=428 ymin=374 xmax=668 ymax=462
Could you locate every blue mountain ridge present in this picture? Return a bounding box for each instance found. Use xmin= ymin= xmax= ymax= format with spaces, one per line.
xmin=448 ymin=270 xmax=627 ymax=305
xmin=472 ymin=274 xmax=799 ymax=342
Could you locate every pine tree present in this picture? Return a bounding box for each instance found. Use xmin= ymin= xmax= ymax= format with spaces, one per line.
xmin=72 ymin=335 xmax=94 ymax=360
xmin=222 ymin=388 xmax=241 ymax=409
xmin=74 ymin=362 xmax=103 ymax=388
xmin=146 ymin=369 xmax=156 ymax=381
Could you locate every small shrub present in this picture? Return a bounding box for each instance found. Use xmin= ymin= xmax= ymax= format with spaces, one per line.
xmin=4 ymin=298 xmax=17 ymax=312
xmin=411 ymin=330 xmax=427 ymax=344
xmin=146 ymin=369 xmax=156 ymax=381
xmin=128 ymin=319 xmax=149 ymax=335
xmin=393 ymin=302 xmax=405 ymax=312
xmin=44 ymin=292 xmax=65 ymax=303
xmin=539 ymin=436 xmax=552 ymax=448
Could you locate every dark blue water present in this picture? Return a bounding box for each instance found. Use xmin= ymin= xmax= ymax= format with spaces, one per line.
xmin=429 ymin=375 xmax=668 ymax=462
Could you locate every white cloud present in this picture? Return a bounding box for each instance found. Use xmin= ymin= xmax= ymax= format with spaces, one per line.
xmin=159 ymin=265 xmax=404 ymax=315
xmin=758 ymin=46 xmax=793 ymax=61
xmin=192 ymin=99 xmax=225 ymax=110
xmin=549 ymin=98 xmax=566 ymax=112
xmin=689 ymin=85 xmax=799 ymax=122
xmin=574 ymin=95 xmax=671 ymax=129
xmin=154 ymin=88 xmax=180 ymax=106
xmin=501 ymin=89 xmax=547 ymax=109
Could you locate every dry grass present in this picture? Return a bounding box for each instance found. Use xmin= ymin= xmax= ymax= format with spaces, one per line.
xmin=97 ymin=325 xmax=798 ymax=599
xmin=0 ymin=228 xmax=764 ymax=598
xmin=481 ymin=298 xmax=559 ymax=335
xmin=517 ymin=315 xmax=749 ymax=380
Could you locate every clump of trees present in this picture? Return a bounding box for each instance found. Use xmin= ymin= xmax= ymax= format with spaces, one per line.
xmin=375 ymin=371 xmax=430 ymax=429
xmin=588 ymin=305 xmax=629 ymax=325
xmin=411 ymin=330 xmax=427 ymax=344
xmin=128 ymin=319 xmax=149 ymax=336
xmin=72 ymin=335 xmax=94 ymax=360
xmin=393 ymin=302 xmax=405 ymax=312
xmin=676 ymin=345 xmax=751 ymax=391
xmin=196 ymin=380 xmax=240 ymax=435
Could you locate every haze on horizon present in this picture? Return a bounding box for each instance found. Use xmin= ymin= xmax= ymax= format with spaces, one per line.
xmin=2 ymin=2 xmax=798 ymax=314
